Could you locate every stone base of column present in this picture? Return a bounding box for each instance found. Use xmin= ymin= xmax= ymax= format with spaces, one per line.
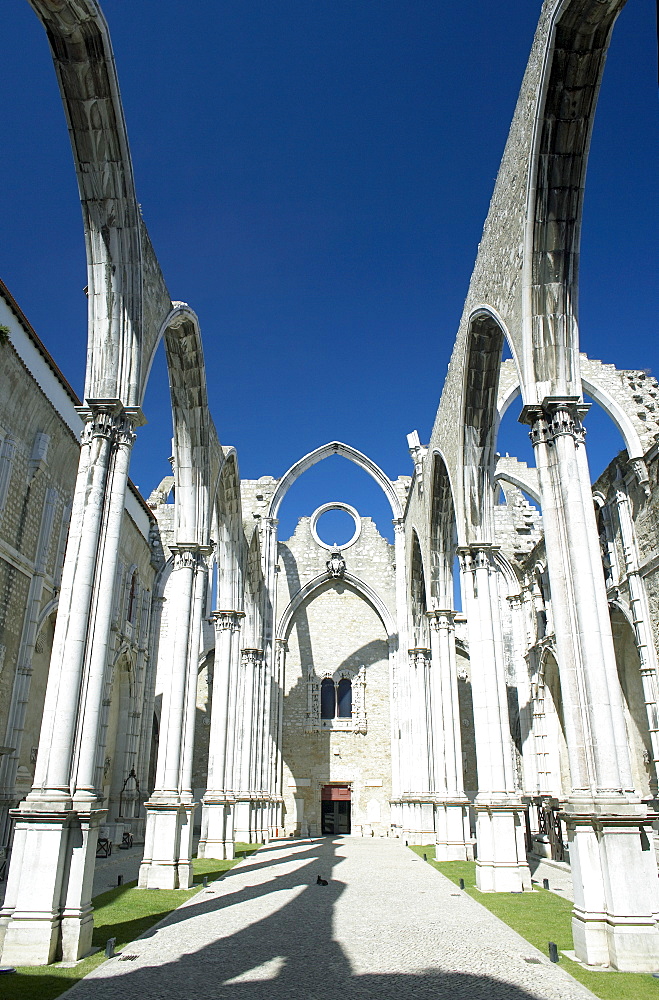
xmin=565 ymin=799 xmax=659 ymax=972
xmin=139 ymin=799 xmax=197 ymax=889
xmin=233 ymin=797 xmax=254 ymax=843
xmin=400 ymin=798 xmax=436 ymax=845
xmin=474 ymin=799 xmax=531 ymax=892
xmin=197 ymin=796 xmax=235 ymax=860
xmin=0 ymin=799 xmax=103 ymax=966
xmin=434 ymin=798 xmax=473 ymax=861
xmin=269 ymin=797 xmax=284 ymax=838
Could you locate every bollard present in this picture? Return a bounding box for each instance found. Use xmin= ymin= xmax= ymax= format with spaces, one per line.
xmin=542 ymin=877 xmax=549 ymax=890
xmin=548 ymin=942 xmax=559 ymax=963
xmin=117 ymin=875 xmax=123 ymax=887
xmin=203 ymin=876 xmax=208 ymax=887
xmin=105 ymin=937 xmax=116 ymax=959
xmin=459 ymin=878 xmax=465 ymax=890
xmin=423 ymin=853 xmax=427 ymax=862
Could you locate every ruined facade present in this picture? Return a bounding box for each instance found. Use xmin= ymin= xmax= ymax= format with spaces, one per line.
xmin=0 ymin=0 xmax=657 ymax=977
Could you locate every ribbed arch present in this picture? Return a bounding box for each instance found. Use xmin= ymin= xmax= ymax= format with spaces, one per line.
xmin=268 ymin=442 xmax=402 ymax=522
xmin=277 ymin=571 xmax=396 ymax=641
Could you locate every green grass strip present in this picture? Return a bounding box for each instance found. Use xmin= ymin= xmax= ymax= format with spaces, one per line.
xmin=409 ymin=845 xmax=659 ymax=1000
xmin=0 ymin=843 xmax=261 ymax=1000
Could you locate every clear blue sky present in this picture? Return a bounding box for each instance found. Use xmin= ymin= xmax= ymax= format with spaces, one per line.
xmin=1 ymin=1 xmax=656 ymax=542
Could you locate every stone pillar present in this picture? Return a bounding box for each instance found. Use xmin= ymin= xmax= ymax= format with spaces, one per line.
xmin=392 ymin=518 xmax=407 ymax=823
xmin=139 ymin=545 xmax=208 ymax=889
xmin=271 ymin=638 xmax=286 ymax=835
xmin=233 ymin=648 xmax=262 ymax=842
xmin=458 ymin=546 xmax=530 ymax=892
xmin=523 ymin=399 xmax=659 ymax=971
xmin=507 ymin=593 xmax=538 ymax=796
xmin=427 ymin=610 xmax=471 ymax=860
xmin=198 ymin=611 xmax=244 ymax=859
xmin=260 ymin=517 xmax=279 ymax=838
xmin=0 ymin=402 xmax=139 ymax=966
xmin=614 ymin=476 xmax=659 ymax=788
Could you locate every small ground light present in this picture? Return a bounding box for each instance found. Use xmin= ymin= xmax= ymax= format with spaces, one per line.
xmin=548 ymin=942 xmax=559 ymax=963
xmin=117 ymin=874 xmax=123 ymax=886
xmin=542 ymin=878 xmax=549 ymax=890
xmin=423 ymin=853 xmax=427 ymax=862
xmin=203 ymin=876 xmax=208 ymax=887
xmin=459 ymin=878 xmax=465 ymax=890
xmin=105 ymin=937 xmax=116 ymax=959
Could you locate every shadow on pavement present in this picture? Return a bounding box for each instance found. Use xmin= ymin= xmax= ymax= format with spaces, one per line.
xmin=57 ymin=838 xmax=575 ymax=1000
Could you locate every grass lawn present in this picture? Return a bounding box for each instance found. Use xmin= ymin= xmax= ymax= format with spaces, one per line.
xmin=0 ymin=844 xmax=261 ymax=1000
xmin=409 ymin=845 xmax=659 ymax=1000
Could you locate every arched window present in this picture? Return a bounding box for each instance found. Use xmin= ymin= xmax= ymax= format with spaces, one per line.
xmin=337 ymin=677 xmax=352 ymax=718
xmin=321 ymin=678 xmax=336 ymax=719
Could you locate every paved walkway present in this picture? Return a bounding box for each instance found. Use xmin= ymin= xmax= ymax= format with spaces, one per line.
xmin=62 ymin=837 xmax=596 ymax=1000
xmin=527 ymin=854 xmax=574 ymax=901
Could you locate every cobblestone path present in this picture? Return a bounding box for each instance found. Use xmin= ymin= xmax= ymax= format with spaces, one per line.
xmin=61 ymin=837 xmax=596 ymax=1000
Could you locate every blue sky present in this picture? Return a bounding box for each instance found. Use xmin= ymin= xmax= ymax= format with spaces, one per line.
xmin=0 ymin=1 xmax=656 ymax=543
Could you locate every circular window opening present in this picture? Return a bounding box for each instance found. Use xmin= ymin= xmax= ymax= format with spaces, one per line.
xmin=310 ymin=502 xmax=361 ymax=550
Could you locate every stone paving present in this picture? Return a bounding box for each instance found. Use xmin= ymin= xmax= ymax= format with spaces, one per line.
xmin=527 ymin=855 xmax=574 ymax=901
xmin=59 ymin=836 xmax=597 ymax=1000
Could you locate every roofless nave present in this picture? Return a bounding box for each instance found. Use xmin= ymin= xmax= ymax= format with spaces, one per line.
xmin=0 ymin=0 xmax=658 ymax=976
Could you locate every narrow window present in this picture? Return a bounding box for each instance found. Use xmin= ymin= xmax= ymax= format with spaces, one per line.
xmin=127 ymin=572 xmax=138 ymax=624
xmin=321 ymin=678 xmax=336 ymax=719
xmin=337 ymin=678 xmax=352 ymax=718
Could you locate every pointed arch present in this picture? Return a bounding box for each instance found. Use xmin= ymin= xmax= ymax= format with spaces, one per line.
xmin=461 ymin=309 xmax=508 ymax=541
xmin=277 ymin=571 xmax=396 ymax=642
xmin=429 ymin=450 xmax=458 ymax=606
xmin=268 ymin=441 xmax=403 ymax=521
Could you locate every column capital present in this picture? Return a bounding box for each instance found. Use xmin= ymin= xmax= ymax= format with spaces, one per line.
xmin=170 ymin=544 xmax=211 ymax=571
xmin=211 ymin=609 xmax=245 ymax=631
xmin=456 ymin=544 xmax=498 ymax=572
xmin=392 ymin=518 xmax=405 ymax=535
xmin=426 ymin=608 xmax=456 ymax=631
xmin=241 ymin=648 xmax=264 ymax=666
xmin=519 ymin=397 xmax=588 ymax=447
xmin=408 ymin=646 xmax=431 ymax=666
xmin=77 ymin=399 xmax=145 ymax=447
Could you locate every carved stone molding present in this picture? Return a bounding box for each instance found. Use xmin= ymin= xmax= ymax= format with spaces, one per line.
xmin=77 ymin=400 xmax=144 ymax=449
xmin=427 ymin=609 xmax=456 ymax=632
xmin=212 ymin=610 xmax=245 ymax=632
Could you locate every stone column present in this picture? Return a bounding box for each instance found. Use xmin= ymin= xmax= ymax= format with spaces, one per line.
xmin=198 ymin=610 xmax=244 ymax=859
xmin=392 ymin=518 xmax=408 ymax=827
xmin=271 ymin=638 xmax=286 ymax=835
xmin=523 ymin=399 xmax=659 ymax=971
xmin=233 ymin=648 xmax=262 ymax=842
xmin=260 ymin=517 xmax=279 ymax=837
xmin=427 ymin=610 xmax=471 ymax=860
xmin=458 ymin=546 xmax=530 ymax=892
xmin=0 ymin=402 xmax=139 ymax=966
xmin=614 ymin=476 xmax=659 ymax=788
xmin=405 ymin=648 xmax=434 ymax=843
xmin=139 ymin=545 xmax=208 ymax=889
xmin=507 ymin=593 xmax=538 ymax=796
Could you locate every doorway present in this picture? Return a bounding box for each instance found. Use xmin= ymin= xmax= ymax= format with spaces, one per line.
xmin=321 ymin=784 xmax=351 ymax=834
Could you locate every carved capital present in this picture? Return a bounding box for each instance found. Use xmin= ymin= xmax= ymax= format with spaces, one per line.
xmin=170 ymin=544 xmax=207 ymax=572
xmin=212 ymin=610 xmax=245 ymax=632
xmin=408 ymin=646 xmax=430 ymax=668
xmin=241 ymin=648 xmax=264 ymax=667
xmin=78 ymin=400 xmax=144 ymax=448
xmin=630 ymin=457 xmax=651 ymax=496
xmin=426 ymin=609 xmax=456 ymax=632
xmin=520 ymin=397 xmax=587 ymax=448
